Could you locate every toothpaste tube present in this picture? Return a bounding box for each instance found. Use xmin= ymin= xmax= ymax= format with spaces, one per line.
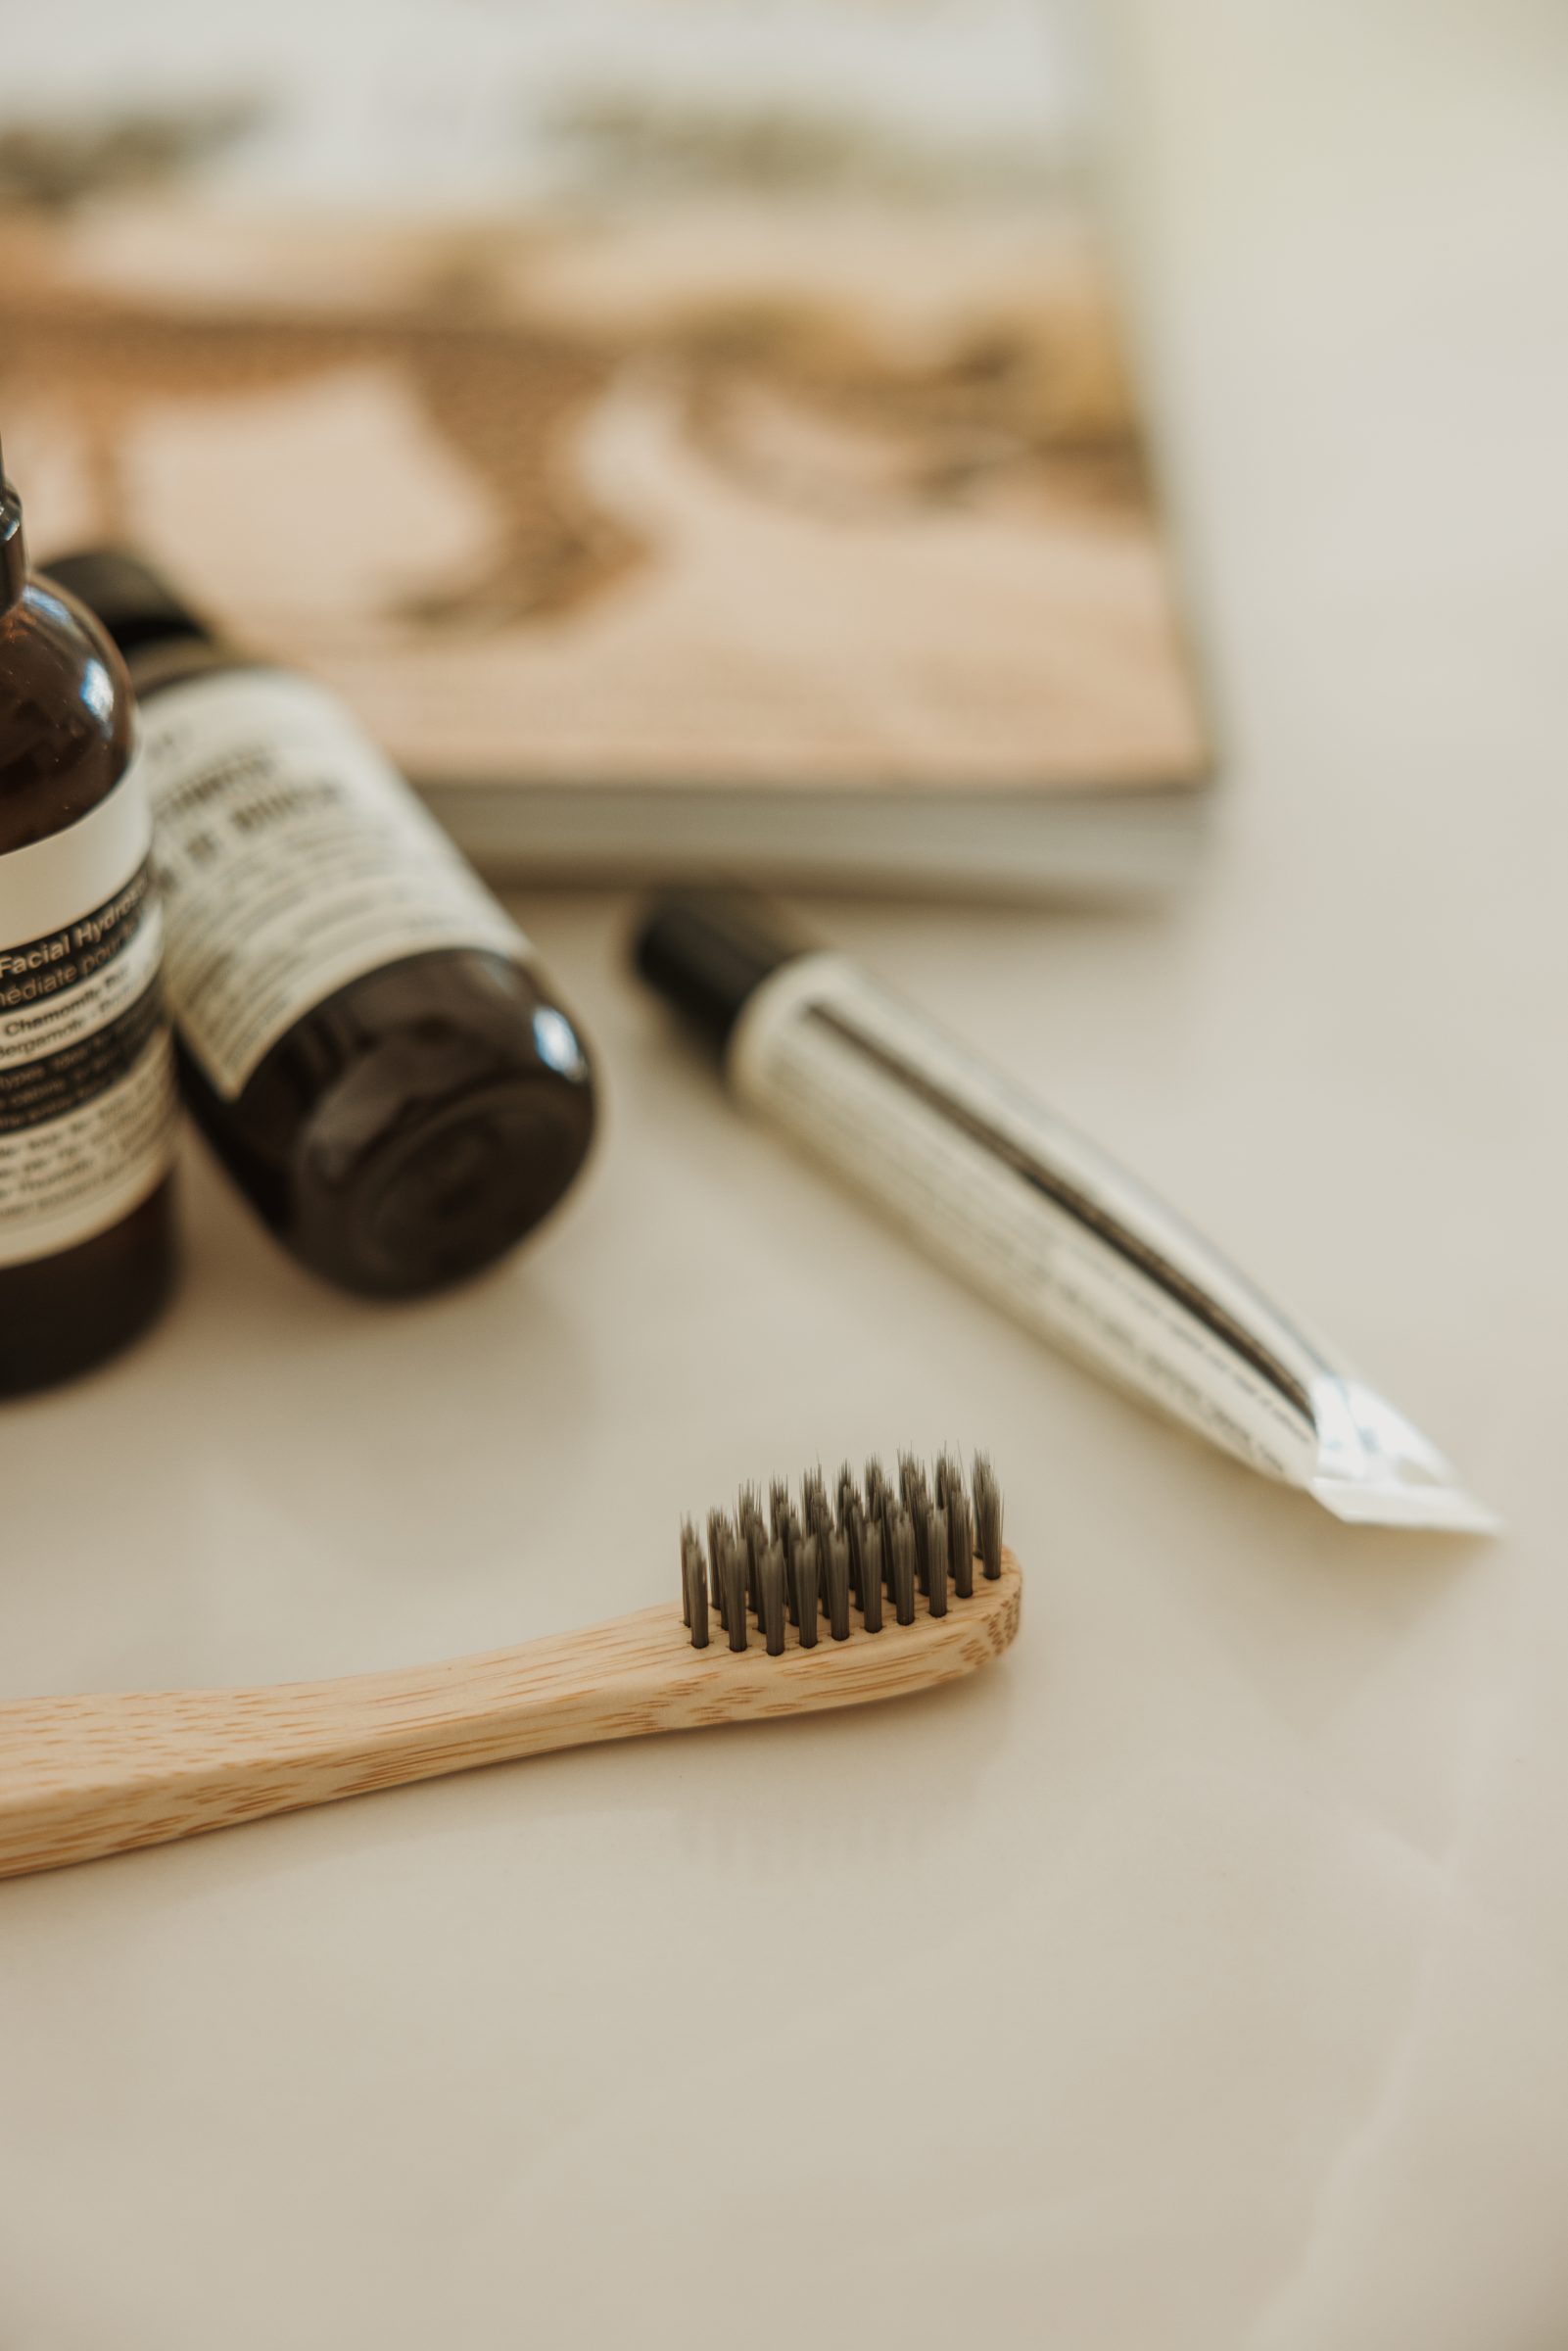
xmin=636 ymin=893 xmax=1497 ymax=1533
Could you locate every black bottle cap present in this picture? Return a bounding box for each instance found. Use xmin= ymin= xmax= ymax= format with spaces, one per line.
xmin=634 ymin=890 xmax=801 ymax=1056
xmin=39 ymin=548 xmax=212 ymax=660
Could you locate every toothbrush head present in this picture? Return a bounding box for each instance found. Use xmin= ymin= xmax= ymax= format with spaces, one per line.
xmin=683 ymin=1452 xmax=1007 ymax=1652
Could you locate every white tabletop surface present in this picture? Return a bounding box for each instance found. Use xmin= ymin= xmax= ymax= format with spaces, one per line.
xmin=4 ymin=7 xmax=1567 ymax=2346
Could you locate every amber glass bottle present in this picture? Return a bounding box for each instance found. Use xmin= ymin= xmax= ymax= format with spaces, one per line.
xmin=0 ymin=461 xmax=177 ymax=1393
xmin=48 ymin=550 xmax=596 ymax=1298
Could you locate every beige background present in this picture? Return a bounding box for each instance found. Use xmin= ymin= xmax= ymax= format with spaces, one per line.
xmin=3 ymin=4 xmax=1567 ymax=2344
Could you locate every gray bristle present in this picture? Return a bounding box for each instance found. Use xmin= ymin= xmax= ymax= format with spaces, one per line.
xmin=836 ymin=1461 xmax=859 ymax=1528
xmin=761 ymin=1540 xmax=786 ymax=1655
xmin=826 ymin=1528 xmax=851 ymax=1641
xmin=842 ymin=1502 xmax=862 ymax=1606
xmin=721 ymin=1535 xmax=749 ymax=1652
xmin=680 ymin=1519 xmax=696 ymax=1629
xmin=948 ymin=1489 xmax=974 ymax=1599
xmin=752 ymin=1518 xmax=771 ymax=1561
xmin=911 ymin=1501 xmax=934 ymax=1595
xmin=706 ymin=1509 xmax=730 ymax=1610
xmin=741 ymin=1508 xmax=763 ymax=1619
xmin=801 ymin=1468 xmax=832 ymax=1551
xmin=682 ymin=1528 xmax=710 ymax=1648
xmin=783 ymin=1507 xmax=804 ymax=1624
xmin=925 ymin=1504 xmax=948 ymax=1616
xmin=784 ymin=1513 xmax=808 ymax=1626
xmin=796 ymin=1532 xmax=820 ymax=1648
xmin=683 ymin=1456 xmax=1003 ymax=1647
xmin=709 ymin=1513 xmax=737 ymax=1626
xmin=889 ymin=1510 xmax=917 ymax=1624
xmin=860 ymin=1521 xmax=884 ymax=1633
xmin=973 ymin=1454 xmax=1004 ymax=1579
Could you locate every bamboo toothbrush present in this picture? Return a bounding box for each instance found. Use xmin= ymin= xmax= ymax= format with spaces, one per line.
xmin=0 ymin=1453 xmax=1021 ymax=1880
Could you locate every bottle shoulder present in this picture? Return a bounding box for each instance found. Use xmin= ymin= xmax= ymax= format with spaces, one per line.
xmin=274 ymin=948 xmax=592 ymax=1075
xmin=0 ymin=580 xmax=134 ymax=851
xmin=211 ymin=948 xmax=594 ymax=1133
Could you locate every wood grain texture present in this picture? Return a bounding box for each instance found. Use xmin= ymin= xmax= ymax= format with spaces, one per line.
xmin=0 ymin=1552 xmax=1021 ymax=1879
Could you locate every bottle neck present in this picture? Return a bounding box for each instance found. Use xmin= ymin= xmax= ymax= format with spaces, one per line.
xmin=1 ymin=431 xmax=26 ymax=610
xmin=1 ymin=490 xmax=25 ymax=612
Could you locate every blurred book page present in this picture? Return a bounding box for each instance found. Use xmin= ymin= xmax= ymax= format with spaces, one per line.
xmin=0 ymin=0 xmax=1208 ymax=810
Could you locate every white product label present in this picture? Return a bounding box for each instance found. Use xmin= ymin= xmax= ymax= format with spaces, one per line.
xmin=0 ymin=762 xmax=177 ymax=1270
xmin=729 ymin=955 xmax=1325 ymax=1488
xmin=139 ymin=669 xmax=532 ymax=1098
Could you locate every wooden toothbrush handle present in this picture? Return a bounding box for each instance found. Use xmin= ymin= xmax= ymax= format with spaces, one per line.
xmin=0 ymin=1558 xmax=1022 ymax=1879
xmin=0 ymin=1602 xmax=700 ymax=1880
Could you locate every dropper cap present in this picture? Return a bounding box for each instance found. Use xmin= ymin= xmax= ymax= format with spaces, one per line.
xmin=0 ymin=432 xmax=26 ymax=611
xmin=634 ymin=890 xmax=800 ymax=1056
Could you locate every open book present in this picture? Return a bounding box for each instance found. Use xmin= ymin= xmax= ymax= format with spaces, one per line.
xmin=0 ymin=0 xmax=1210 ymax=894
